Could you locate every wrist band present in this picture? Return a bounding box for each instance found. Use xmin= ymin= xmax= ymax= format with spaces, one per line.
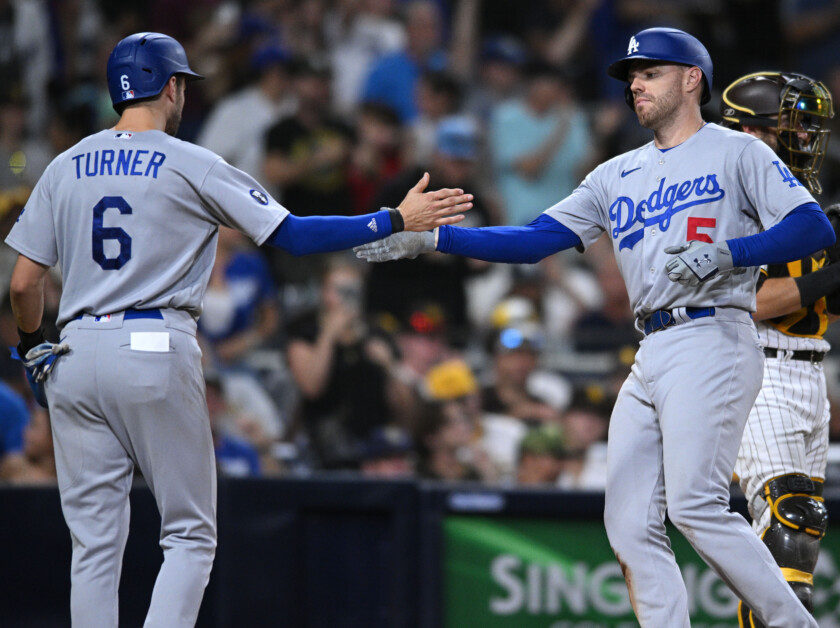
xmin=17 ymin=326 xmax=45 ymax=355
xmin=794 ymin=262 xmax=840 ymax=306
xmin=386 ymin=208 xmax=404 ymax=233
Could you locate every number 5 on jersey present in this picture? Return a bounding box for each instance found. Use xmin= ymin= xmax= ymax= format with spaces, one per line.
xmin=687 ymin=216 xmax=716 ymax=243
xmin=92 ymin=196 xmax=132 ymax=270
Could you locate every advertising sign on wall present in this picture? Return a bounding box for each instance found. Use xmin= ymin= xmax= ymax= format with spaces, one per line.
xmin=444 ymin=516 xmax=840 ymax=627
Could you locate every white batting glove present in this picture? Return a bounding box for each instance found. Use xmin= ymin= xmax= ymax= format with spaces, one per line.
xmin=663 ymin=241 xmax=741 ymax=286
xmin=354 ymin=231 xmax=436 ymax=262
xmin=22 ymin=342 xmax=70 ymax=383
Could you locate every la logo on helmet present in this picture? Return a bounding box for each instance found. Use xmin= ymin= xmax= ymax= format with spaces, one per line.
xmin=628 ymin=36 xmax=640 ymax=55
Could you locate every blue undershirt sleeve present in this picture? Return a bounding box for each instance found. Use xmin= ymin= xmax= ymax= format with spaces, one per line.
xmin=436 ymin=214 xmax=583 ymax=263
xmin=266 ymin=211 xmax=393 ymax=256
xmin=726 ymin=202 xmax=835 ymax=267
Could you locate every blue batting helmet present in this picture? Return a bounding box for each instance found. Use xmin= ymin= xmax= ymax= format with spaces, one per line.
xmin=107 ymin=32 xmax=203 ymax=112
xmin=606 ymin=27 xmax=713 ymax=108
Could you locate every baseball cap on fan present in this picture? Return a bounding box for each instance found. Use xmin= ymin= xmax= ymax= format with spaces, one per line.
xmin=435 ymin=116 xmax=478 ymax=160
xmin=402 ymin=301 xmax=447 ymax=336
xmin=493 ymin=323 xmax=544 ymax=354
xmin=481 ymin=37 xmax=527 ymax=66
xmin=424 ymin=359 xmax=479 ymax=401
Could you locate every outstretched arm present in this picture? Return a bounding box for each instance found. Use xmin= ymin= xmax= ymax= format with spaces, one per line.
xmin=266 ymin=173 xmax=473 ymax=256
xmin=355 ymin=214 xmax=583 ymax=264
xmin=436 ymin=214 xmax=582 ymax=263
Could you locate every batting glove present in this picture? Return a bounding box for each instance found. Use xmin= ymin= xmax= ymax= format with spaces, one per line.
xmin=354 ymin=231 xmax=436 ymax=262
xmin=10 ymin=342 xmax=70 ymax=408
xmin=23 ymin=342 xmax=70 ymax=382
xmin=663 ymin=241 xmax=740 ymax=286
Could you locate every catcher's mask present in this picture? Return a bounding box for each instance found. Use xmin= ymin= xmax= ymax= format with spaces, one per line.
xmin=721 ymin=71 xmax=834 ymax=194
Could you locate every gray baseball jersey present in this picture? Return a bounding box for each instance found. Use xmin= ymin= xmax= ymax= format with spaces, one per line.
xmin=6 ymin=129 xmax=289 ymax=328
xmin=545 ymin=123 xmax=816 ymax=319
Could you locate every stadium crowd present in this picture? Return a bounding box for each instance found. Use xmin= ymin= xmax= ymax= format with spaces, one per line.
xmin=3 ymin=0 xmax=840 ymax=487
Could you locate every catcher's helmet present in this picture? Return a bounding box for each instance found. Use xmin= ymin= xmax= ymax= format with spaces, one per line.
xmin=107 ymin=32 xmax=203 ymax=113
xmin=721 ymin=71 xmax=834 ymax=194
xmin=607 ymin=27 xmax=713 ymax=109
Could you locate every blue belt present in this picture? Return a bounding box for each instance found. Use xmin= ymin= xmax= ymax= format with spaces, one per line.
xmin=642 ymin=307 xmax=715 ymax=335
xmin=71 ymin=308 xmax=163 ymax=322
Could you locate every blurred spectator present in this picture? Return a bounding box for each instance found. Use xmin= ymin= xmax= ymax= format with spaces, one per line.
xmin=360 ymin=0 xmax=448 ymax=122
xmin=385 ymin=300 xmax=458 ymax=430
xmin=0 ymin=377 xmax=29 ymax=481
xmin=197 ymin=43 xmax=296 ymax=182
xmin=537 ymin=253 xmax=604 ymax=345
xmin=283 ymin=0 xmax=330 ymax=57
xmin=464 ymin=36 xmax=528 ymax=128
xmin=0 ymin=187 xmax=31 ymax=302
xmin=524 ymin=0 xmax=603 ymax=71
xmin=0 ymin=406 xmax=56 ymax=484
xmin=346 ymin=102 xmax=404 ymax=215
xmin=199 ymin=227 xmax=280 ymax=367
xmin=781 ymin=0 xmax=840 ymax=81
xmin=0 ymin=90 xmax=52 ymax=189
xmin=324 ymin=0 xmax=407 ymax=117
xmin=480 ymin=323 xmax=570 ymax=424
xmin=424 ymin=358 xmax=527 ymax=482
xmin=358 ymin=425 xmax=416 ymax=478
xmin=406 ymin=70 xmax=463 ymax=167
xmin=263 ymin=55 xmax=353 ymax=214
xmin=364 ymin=115 xmax=496 ymax=341
xmin=286 ymin=256 xmax=400 ymax=469
xmin=263 ymin=54 xmax=355 ymax=284
xmin=414 ymin=399 xmax=498 ymax=483
xmin=206 ymin=372 xmax=263 ymax=477
xmin=555 ymin=385 xmax=611 ymax=490
xmin=0 ymin=0 xmax=53 ymax=133
xmin=490 ymin=61 xmax=592 ymax=225
xmin=516 ymin=423 xmax=566 ymax=486
xmin=571 ymin=240 xmax=639 ymax=354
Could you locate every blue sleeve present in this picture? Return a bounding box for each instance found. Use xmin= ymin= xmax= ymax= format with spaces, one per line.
xmin=726 ymin=202 xmax=835 ymax=267
xmin=267 ymin=211 xmax=394 ymax=256
xmin=436 ymin=214 xmax=583 ymax=263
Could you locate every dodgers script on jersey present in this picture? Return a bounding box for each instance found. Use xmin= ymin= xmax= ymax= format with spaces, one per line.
xmin=6 ymin=129 xmax=289 ymax=327
xmin=545 ymin=123 xmax=816 ymax=319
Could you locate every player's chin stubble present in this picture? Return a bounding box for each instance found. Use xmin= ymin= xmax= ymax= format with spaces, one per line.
xmin=637 ymin=99 xmax=675 ymax=129
xmin=634 ymin=87 xmax=680 ymax=130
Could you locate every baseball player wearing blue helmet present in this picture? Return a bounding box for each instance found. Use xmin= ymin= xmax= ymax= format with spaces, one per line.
xmin=106 ymin=32 xmax=203 ymax=111
xmin=356 ymin=27 xmax=833 ymax=627
xmin=6 ymin=31 xmax=471 ymax=626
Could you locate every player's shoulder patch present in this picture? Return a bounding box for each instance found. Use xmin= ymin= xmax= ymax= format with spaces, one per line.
xmin=249 ymin=189 xmax=269 ymax=205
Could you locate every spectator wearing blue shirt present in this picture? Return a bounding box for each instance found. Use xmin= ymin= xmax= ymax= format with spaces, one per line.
xmin=199 ymin=227 xmax=279 ymax=367
xmin=0 ymin=378 xmax=29 ymax=480
xmin=206 ymin=372 xmax=262 ymax=477
xmin=490 ymin=62 xmax=592 ymax=225
xmin=361 ymin=0 xmax=448 ymax=122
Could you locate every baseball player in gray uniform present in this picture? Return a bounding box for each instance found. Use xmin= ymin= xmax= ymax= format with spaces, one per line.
xmin=720 ymin=71 xmax=837 ymax=627
xmin=5 ymin=33 xmax=471 ymax=627
xmin=355 ymin=28 xmax=835 ymax=627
